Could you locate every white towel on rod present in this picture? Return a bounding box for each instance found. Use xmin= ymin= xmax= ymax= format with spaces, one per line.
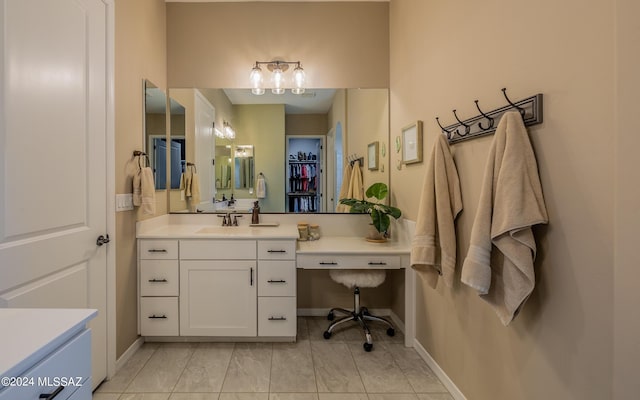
xmin=256 ymin=174 xmax=266 ymax=198
xmin=460 ymin=111 xmax=548 ymax=326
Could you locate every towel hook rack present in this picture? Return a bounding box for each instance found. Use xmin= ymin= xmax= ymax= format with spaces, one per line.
xmin=452 ymin=109 xmax=471 ymax=136
xmin=501 ymin=88 xmax=526 ymax=118
xmin=436 ymin=117 xmax=454 ymax=139
xmin=474 ymin=100 xmax=494 ymax=131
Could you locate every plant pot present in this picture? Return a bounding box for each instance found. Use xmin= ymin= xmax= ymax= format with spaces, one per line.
xmin=366 ymin=224 xmax=388 ymax=243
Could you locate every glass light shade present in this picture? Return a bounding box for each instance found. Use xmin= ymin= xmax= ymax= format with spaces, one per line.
xmin=249 ymin=66 xmax=264 ymax=95
xmin=214 ymin=128 xmax=225 ymax=139
xmin=271 ymin=66 xmax=285 ymax=94
xmin=292 ymin=65 xmax=305 ymax=94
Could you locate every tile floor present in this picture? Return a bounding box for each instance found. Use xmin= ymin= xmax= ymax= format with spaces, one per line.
xmin=94 ymin=317 xmax=453 ymax=400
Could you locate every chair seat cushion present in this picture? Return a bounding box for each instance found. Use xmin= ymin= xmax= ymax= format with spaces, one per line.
xmin=329 ymin=269 xmax=386 ymax=289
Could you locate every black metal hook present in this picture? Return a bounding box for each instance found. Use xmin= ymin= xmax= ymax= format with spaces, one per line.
xmin=501 ymin=88 xmax=526 ymax=118
xmin=436 ymin=117 xmax=454 ymax=140
xmin=452 ymin=109 xmax=471 ymax=136
xmin=474 ymin=100 xmax=494 ymax=131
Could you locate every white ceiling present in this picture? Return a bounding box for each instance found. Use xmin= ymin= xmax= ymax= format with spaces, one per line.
xmin=166 ymin=1 xmax=388 ymax=2
xmin=223 ymin=89 xmax=337 ymax=114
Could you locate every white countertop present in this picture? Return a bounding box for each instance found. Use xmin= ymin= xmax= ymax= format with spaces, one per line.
xmin=0 ymin=308 xmax=97 ymax=380
xmin=296 ymin=236 xmax=410 ymax=255
xmin=137 ymin=223 xmax=299 ymax=239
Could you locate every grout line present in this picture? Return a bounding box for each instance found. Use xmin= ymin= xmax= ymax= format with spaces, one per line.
xmin=169 ymin=342 xmax=198 ymax=394
xmin=218 ymin=342 xmax=236 ymax=394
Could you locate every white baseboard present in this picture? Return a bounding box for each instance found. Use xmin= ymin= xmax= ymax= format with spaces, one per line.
xmin=413 ymin=339 xmax=467 ymax=400
xmin=115 ymin=336 xmax=144 ymax=373
xmin=297 ymin=308 xmax=405 ymax=335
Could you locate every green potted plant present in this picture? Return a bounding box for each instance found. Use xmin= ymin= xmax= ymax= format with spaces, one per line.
xmin=339 ymin=182 xmax=402 ymax=242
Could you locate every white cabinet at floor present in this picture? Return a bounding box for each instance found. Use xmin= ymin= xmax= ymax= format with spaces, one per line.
xmin=179 ymin=240 xmax=257 ymax=336
xmin=0 ymin=309 xmax=96 ymax=400
xmin=138 ymin=239 xmax=179 ymax=336
xmin=257 ymin=240 xmax=297 ymax=337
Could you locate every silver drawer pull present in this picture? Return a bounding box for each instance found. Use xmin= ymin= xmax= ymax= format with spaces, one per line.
xmin=267 ymin=279 xmax=287 ymax=283
xmin=368 ymin=262 xmax=387 ymax=266
xmin=268 ymin=316 xmax=287 ymax=321
xmin=39 ymin=385 xmax=64 ymax=400
xmin=267 ymin=249 xmax=287 ymax=253
xmin=319 ymin=261 xmax=337 ymax=265
xmin=148 ymin=314 xmax=167 ymax=319
xmin=148 ymin=278 xmax=168 ymax=283
xmin=148 ymin=249 xmax=168 ymax=253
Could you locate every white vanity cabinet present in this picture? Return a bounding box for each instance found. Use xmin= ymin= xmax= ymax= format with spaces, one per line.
xmin=138 ymin=239 xmax=180 ymax=336
xmin=179 ymin=240 xmax=258 ymax=336
xmin=257 ymin=240 xmax=297 ymax=337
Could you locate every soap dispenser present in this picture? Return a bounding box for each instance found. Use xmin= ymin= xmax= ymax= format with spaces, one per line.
xmin=251 ymin=201 xmax=260 ymax=225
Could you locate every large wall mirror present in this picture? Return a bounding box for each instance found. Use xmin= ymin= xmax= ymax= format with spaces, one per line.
xmin=143 ymin=80 xmax=167 ymax=190
xmin=167 ymin=88 xmax=389 ymax=214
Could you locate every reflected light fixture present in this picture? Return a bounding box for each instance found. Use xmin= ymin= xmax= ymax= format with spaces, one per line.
xmin=249 ymin=60 xmax=305 ymax=95
xmin=214 ymin=121 xmax=236 ymax=140
xmin=223 ymin=121 xmax=236 ymax=140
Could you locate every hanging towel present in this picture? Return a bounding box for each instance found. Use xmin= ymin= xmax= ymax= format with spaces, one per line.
xmin=348 ymin=160 xmax=364 ymax=200
xmin=179 ymin=173 xmax=186 ymax=201
xmin=133 ymin=171 xmax=142 ymax=206
xmin=190 ymin=170 xmax=201 ymax=207
xmin=410 ymin=134 xmax=463 ymax=288
xmin=256 ymin=174 xmax=267 ymax=198
xmin=335 ymin=162 xmax=353 ymax=213
xmin=139 ymin=167 xmax=156 ymax=215
xmin=461 ymin=111 xmax=548 ymax=326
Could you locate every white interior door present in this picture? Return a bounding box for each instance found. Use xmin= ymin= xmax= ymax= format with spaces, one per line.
xmin=0 ymin=0 xmax=108 ymax=388
xmin=194 ymin=91 xmax=216 ymax=207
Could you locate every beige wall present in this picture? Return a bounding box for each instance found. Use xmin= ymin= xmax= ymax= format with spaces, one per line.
xmin=347 ymin=89 xmax=390 ymax=193
xmin=234 ymin=104 xmax=286 ymax=212
xmin=114 ymin=0 xmax=167 ymax=358
xmin=286 ymin=114 xmax=329 ymax=136
xmin=166 ymin=2 xmax=389 ymax=89
xmin=389 ymin=0 xmax=627 ymax=398
xmin=613 ymin=0 xmax=640 ymax=397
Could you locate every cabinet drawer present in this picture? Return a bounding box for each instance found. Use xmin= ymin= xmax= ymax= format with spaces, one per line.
xmin=139 ymin=239 xmax=178 ymax=260
xmin=140 ymin=297 xmax=179 ymax=336
xmin=180 ymin=240 xmax=256 ymax=260
xmin=258 ymin=297 xmax=296 ymax=337
xmin=140 ymin=260 xmax=179 ymax=296
xmin=258 ymin=240 xmax=296 ymax=260
xmin=0 ymin=329 xmax=90 ymax=400
xmin=297 ymin=254 xmax=401 ymax=269
xmin=258 ymin=261 xmax=296 ymax=297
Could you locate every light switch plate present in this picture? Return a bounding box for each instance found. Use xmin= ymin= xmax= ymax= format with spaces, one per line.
xmin=116 ymin=193 xmax=134 ymax=212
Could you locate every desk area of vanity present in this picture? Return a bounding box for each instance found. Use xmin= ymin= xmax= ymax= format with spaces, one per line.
xmin=136 ymin=214 xmax=414 ymax=346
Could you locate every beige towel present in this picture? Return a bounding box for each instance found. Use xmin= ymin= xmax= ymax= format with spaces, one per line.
xmin=190 ymin=172 xmax=201 ymax=207
xmin=335 ymin=162 xmax=353 ymax=212
xmin=347 ymin=160 xmax=364 ymax=201
xmin=133 ymin=171 xmax=142 ymax=206
xmin=139 ymin=167 xmax=156 ymax=215
xmin=411 ymin=134 xmax=463 ymax=288
xmin=461 ymin=111 xmax=548 ymax=325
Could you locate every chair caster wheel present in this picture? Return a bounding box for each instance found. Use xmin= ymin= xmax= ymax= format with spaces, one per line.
xmin=363 ymin=342 xmax=373 ymax=352
xmin=387 ymin=328 xmax=395 ymax=337
xmin=323 ymin=331 xmax=332 ymax=340
xmin=327 ymin=312 xmax=334 ymax=321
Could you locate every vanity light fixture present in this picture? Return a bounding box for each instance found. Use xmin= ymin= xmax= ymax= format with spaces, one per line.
xmin=249 ymin=60 xmax=305 ymax=95
xmin=223 ymin=121 xmax=236 ymax=140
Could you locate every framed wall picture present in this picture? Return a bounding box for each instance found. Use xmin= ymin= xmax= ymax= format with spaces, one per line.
xmin=367 ymin=141 xmax=379 ymax=170
xmin=401 ymin=121 xmax=423 ymax=165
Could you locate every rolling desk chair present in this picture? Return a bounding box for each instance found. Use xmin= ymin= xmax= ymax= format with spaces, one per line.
xmin=323 ymin=269 xmax=395 ymax=351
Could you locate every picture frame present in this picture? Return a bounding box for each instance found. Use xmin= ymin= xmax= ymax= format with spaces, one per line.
xmin=367 ymin=141 xmax=379 ymax=170
xmin=401 ymin=120 xmax=423 ymax=165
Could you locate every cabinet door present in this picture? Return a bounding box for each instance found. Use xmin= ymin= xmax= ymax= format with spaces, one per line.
xmin=180 ymin=260 xmax=257 ymax=336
